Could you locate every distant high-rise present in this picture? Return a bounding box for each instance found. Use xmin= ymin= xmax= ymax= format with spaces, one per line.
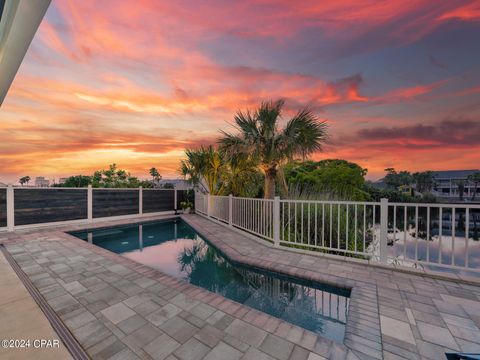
xmin=34 ymin=176 xmax=50 ymax=187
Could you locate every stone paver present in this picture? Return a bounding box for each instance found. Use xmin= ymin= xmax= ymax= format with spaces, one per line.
xmin=101 ymin=302 xmax=136 ymax=324
xmin=380 ymin=316 xmax=416 ymax=345
xmin=0 ymin=213 xmax=479 ymax=360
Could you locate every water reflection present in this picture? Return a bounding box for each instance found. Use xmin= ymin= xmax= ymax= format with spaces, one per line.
xmin=70 ymin=219 xmax=350 ymax=343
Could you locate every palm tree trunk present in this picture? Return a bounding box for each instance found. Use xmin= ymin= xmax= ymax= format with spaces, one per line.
xmin=264 ymin=168 xmax=277 ymax=199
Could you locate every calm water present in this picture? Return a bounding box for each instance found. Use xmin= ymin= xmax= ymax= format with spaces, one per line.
xmin=70 ymin=219 xmax=350 ymax=343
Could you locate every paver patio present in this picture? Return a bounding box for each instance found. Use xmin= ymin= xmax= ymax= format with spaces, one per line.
xmin=0 ymin=213 xmax=479 ymax=360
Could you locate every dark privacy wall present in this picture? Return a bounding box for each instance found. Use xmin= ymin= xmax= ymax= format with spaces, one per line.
xmin=14 ymin=189 xmax=88 ymax=226
xmin=142 ymin=189 xmax=175 ymax=213
xmin=92 ymin=190 xmax=139 ymax=218
xmin=5 ymin=188 xmax=185 ymax=227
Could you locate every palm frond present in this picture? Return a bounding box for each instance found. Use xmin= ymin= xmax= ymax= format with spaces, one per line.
xmin=257 ymin=99 xmax=284 ymax=137
xmin=281 ymin=108 xmax=328 ymax=160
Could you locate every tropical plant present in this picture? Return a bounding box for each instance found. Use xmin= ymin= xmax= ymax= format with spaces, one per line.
xmin=180 ymin=200 xmax=193 ymax=212
xmin=283 ymin=185 xmax=374 ymax=257
xmin=284 ymin=159 xmax=369 ymax=201
xmin=468 ymin=172 xmax=480 ymax=201
xmin=149 ymin=167 xmax=162 ymax=186
xmin=412 ymin=171 xmax=436 ymax=193
xmin=222 ymin=156 xmax=263 ymax=197
xmin=219 ymin=99 xmax=328 ymax=198
xmin=383 ymin=168 xmax=413 ymax=189
xmin=180 ymin=146 xmax=226 ymax=195
xmin=19 ymin=176 xmax=30 ymax=186
xmin=364 ymin=183 xmax=436 ymax=203
xmin=56 ymin=175 xmax=92 ymax=187
xmin=162 ymin=182 xmax=174 ymax=189
xmin=91 ymin=163 xmax=151 ymax=188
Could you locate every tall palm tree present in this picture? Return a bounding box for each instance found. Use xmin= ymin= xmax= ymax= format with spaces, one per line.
xmin=219 ymin=99 xmax=328 ymax=198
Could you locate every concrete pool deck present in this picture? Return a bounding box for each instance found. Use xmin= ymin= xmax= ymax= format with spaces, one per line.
xmin=0 ymin=213 xmax=479 ymax=360
xmin=0 ymin=248 xmax=71 ymax=360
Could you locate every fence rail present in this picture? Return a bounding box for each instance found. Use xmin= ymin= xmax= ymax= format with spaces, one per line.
xmin=0 ymin=185 xmax=190 ymax=231
xmin=195 ymin=193 xmax=480 ymax=273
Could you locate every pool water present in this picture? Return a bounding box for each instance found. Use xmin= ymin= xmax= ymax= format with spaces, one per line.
xmin=70 ymin=219 xmax=350 ymax=342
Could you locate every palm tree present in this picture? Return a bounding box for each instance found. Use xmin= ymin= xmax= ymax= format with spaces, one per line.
xmin=149 ymin=167 xmax=161 ymax=186
xmin=219 ymin=99 xmax=328 ymax=198
xmin=19 ymin=176 xmax=30 ymax=186
xmin=468 ymin=171 xmax=480 ymax=201
xmin=413 ymin=171 xmax=435 ymax=193
xmin=224 ymin=157 xmax=263 ymax=197
xmin=180 ymin=145 xmax=226 ymax=195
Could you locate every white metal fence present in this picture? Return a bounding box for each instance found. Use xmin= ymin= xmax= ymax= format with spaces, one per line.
xmin=195 ymin=192 xmax=480 ymax=273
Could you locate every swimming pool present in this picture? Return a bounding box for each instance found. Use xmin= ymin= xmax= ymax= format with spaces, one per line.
xmin=69 ymin=218 xmax=350 ymax=342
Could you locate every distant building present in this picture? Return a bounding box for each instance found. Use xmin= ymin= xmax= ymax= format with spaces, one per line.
xmin=432 ymin=170 xmax=480 ymax=199
xmin=58 ymin=178 xmax=67 ymax=185
xmin=157 ymin=179 xmax=192 ymax=190
xmin=0 ymin=182 xmax=6 ymax=187
xmin=34 ymin=176 xmax=50 ymax=187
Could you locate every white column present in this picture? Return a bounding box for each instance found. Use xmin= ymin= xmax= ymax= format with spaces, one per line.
xmin=379 ymin=198 xmax=389 ymax=263
xmin=6 ymin=184 xmax=14 ymax=232
xmin=139 ymin=225 xmax=143 ymax=250
xmin=207 ymin=194 xmax=211 ymax=217
xmin=139 ymin=186 xmax=143 ymax=215
xmin=273 ymin=196 xmax=280 ymax=247
xmin=174 ymin=189 xmax=177 ymax=211
xmin=228 ymin=194 xmax=233 ymax=226
xmin=87 ymin=185 xmax=93 ymax=223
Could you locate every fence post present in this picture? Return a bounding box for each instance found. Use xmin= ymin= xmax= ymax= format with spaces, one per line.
xmin=228 ymin=194 xmax=233 ymax=226
xmin=87 ymin=185 xmax=93 ymax=223
xmin=379 ymin=198 xmax=388 ymax=263
xmin=207 ymin=194 xmax=211 ymax=217
xmin=174 ymin=189 xmax=177 ymax=212
xmin=273 ymin=196 xmax=280 ymax=247
xmin=6 ymin=184 xmax=14 ymax=232
xmin=139 ymin=186 xmax=143 ymax=215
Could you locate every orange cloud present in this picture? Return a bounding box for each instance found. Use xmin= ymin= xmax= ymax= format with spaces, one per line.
xmin=439 ymin=2 xmax=480 ymax=21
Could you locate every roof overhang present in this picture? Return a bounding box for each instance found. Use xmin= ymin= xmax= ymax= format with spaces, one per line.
xmin=0 ymin=0 xmax=51 ymax=106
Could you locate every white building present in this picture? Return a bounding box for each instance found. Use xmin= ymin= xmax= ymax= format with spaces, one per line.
xmin=432 ymin=170 xmax=480 ymax=199
xmin=34 ymin=176 xmax=50 ymax=187
xmin=157 ymin=179 xmax=193 ymax=190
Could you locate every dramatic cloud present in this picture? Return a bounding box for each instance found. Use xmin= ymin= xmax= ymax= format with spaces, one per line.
xmin=1 ymin=0 xmax=479 ymax=183
xmin=356 ymin=118 xmax=480 ymax=147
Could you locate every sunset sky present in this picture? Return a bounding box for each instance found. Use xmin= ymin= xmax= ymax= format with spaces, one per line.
xmin=1 ymin=0 xmax=480 ymax=184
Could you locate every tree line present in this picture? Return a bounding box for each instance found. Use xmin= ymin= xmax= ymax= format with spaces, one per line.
xmin=19 ymin=165 xmax=175 ymax=188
